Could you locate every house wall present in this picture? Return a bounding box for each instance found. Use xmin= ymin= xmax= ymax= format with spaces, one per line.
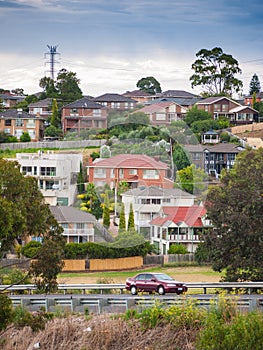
xmin=0 ymin=117 xmax=44 ymax=141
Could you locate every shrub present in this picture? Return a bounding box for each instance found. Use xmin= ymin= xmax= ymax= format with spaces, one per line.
xmin=21 ymin=241 xmax=42 ymax=258
xmin=0 ymin=294 xmax=13 ymax=330
xmin=168 ymin=244 xmax=188 ymax=254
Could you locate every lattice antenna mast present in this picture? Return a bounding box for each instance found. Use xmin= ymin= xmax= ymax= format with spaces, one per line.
xmin=44 ymin=45 xmax=60 ymax=80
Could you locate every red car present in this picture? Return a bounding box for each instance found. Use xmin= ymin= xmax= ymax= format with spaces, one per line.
xmin=125 ymin=272 xmax=188 ymax=295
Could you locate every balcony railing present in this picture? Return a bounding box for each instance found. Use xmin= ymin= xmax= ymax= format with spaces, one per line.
xmin=62 ymin=229 xmax=94 ymax=236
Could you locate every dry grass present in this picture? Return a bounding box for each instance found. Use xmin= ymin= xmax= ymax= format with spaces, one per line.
xmin=1 ymin=314 xmax=198 ymax=350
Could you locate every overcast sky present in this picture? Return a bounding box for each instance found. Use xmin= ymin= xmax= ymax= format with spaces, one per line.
xmin=1 ymin=0 xmax=263 ymax=97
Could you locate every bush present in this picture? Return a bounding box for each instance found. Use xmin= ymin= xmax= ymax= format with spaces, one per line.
xmin=0 ymin=294 xmax=13 ymax=330
xmin=168 ymin=244 xmax=188 ymax=254
xmin=21 ymin=241 xmax=42 ymax=258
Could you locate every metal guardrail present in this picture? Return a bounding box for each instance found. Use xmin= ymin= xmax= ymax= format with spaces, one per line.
xmin=1 ymin=282 xmax=263 ymax=295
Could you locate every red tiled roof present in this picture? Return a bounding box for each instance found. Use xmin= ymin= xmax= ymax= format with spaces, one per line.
xmin=138 ymin=101 xmax=178 ymax=114
xmin=150 ymin=205 xmax=206 ymax=227
xmin=91 ymin=154 xmax=169 ymax=169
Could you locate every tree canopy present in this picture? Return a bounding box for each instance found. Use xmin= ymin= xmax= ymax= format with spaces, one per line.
xmin=136 ymin=76 xmax=162 ymax=95
xmin=202 ymin=148 xmax=263 ymax=281
xmin=190 ymin=47 xmax=243 ymax=96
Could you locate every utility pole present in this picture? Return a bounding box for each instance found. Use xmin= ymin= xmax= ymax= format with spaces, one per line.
xmin=44 ymin=45 xmax=60 ymax=80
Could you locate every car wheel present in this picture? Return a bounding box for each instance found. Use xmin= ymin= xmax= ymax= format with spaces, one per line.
xmin=157 ymin=285 xmax=165 ymax=295
xmin=130 ymin=285 xmax=137 ymax=295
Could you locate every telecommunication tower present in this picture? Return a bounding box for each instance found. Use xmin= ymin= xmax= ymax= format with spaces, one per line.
xmin=44 ymin=45 xmax=60 ymax=80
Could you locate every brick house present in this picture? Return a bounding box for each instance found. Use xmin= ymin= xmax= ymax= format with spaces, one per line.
xmin=195 ymin=96 xmax=258 ymax=124
xmin=94 ymin=93 xmax=137 ymax=110
xmin=0 ymin=109 xmax=44 ymax=141
xmin=87 ymin=154 xmax=174 ymax=189
xmin=61 ymin=97 xmax=108 ymax=134
xmin=0 ymin=93 xmax=25 ymax=108
xmin=28 ymin=98 xmax=53 ymax=123
xmin=135 ymin=101 xmax=187 ymax=126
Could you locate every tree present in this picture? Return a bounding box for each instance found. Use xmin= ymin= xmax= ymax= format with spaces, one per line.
xmin=190 ymin=47 xmax=243 ymax=96
xmin=175 ymin=164 xmax=209 ymax=195
xmin=119 ymin=203 xmax=126 ymax=232
xmin=50 ymin=98 xmax=60 ymax=128
xmin=184 ymin=106 xmax=212 ymax=127
xmin=128 ymin=203 xmax=135 ymax=230
xmin=77 ymin=162 xmax=85 ymax=194
xmin=20 ymin=131 xmax=31 ymax=142
xmin=39 ymin=76 xmax=58 ymax=97
xmin=173 ymin=144 xmax=191 ymax=171
xmin=249 ymin=73 xmax=261 ymax=95
xmin=102 ymin=192 xmax=111 ymax=228
xmin=203 ymin=148 xmax=263 ymax=281
xmin=136 ymin=76 xmax=162 ymax=95
xmin=0 ymin=159 xmax=65 ymax=291
xmin=55 ymin=68 xmax=83 ymax=102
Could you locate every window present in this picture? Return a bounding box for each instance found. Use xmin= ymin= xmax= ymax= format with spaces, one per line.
xmin=61 ymin=223 xmax=69 ymax=229
xmin=111 ymin=102 xmax=120 ymax=109
xmin=110 ymin=169 xmax=115 ymax=178
xmin=5 ymin=119 xmax=11 ymax=126
xmin=22 ymin=166 xmax=32 ymax=175
xmin=76 ymin=223 xmax=85 ymax=230
xmin=214 ymin=104 xmax=221 ymax=112
xmin=15 ymin=119 xmax=23 ymax=127
xmin=204 ymin=105 xmax=209 ymax=112
xmin=191 ymin=152 xmax=201 ymax=160
xmin=129 ymin=169 xmax=137 ymax=175
xmin=15 ymin=130 xmax=23 ymax=138
xmin=143 ymin=169 xmax=159 ymax=179
xmin=119 ymin=169 xmax=124 ymax=178
xmin=93 ymin=109 xmax=101 ymax=116
xmin=162 ymin=198 xmax=171 ymax=203
xmin=222 ymin=104 xmax=228 ymax=111
xmin=156 ymin=113 xmax=166 ymax=121
xmin=40 ymin=167 xmax=56 ymax=176
xmin=26 ymin=119 xmax=35 ymax=127
xmin=94 ymin=168 xmax=106 ymax=178
xmin=4 ymin=128 xmax=10 ymax=134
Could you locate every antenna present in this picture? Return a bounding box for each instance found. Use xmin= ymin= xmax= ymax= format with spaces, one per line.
xmin=44 ymin=45 xmax=60 ymax=80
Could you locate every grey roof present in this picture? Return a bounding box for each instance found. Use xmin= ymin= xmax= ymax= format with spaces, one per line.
xmin=160 ymin=90 xmax=199 ymax=98
xmin=28 ymin=98 xmax=53 ymax=108
xmin=196 ymin=96 xmax=236 ymax=105
xmin=0 ymin=93 xmax=25 ymax=101
xmin=0 ymin=109 xmax=39 ymax=119
xmin=94 ymin=93 xmax=136 ymax=103
xmin=122 ymin=185 xmax=194 ymax=198
xmin=50 ymin=206 xmax=97 ymax=223
xmin=150 ymin=97 xmax=201 ymax=106
xmin=204 ymin=143 xmax=244 ymax=154
xmin=63 ymin=97 xmax=105 ymax=109
xmin=123 ymin=90 xmax=152 ymax=97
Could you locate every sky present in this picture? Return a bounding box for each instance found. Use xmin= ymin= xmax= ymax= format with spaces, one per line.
xmin=1 ymin=0 xmax=263 ymax=97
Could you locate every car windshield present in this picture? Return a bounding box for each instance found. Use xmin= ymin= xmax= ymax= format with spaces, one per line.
xmin=155 ymin=273 xmax=174 ymax=281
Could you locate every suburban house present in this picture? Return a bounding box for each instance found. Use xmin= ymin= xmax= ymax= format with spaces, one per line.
xmin=0 ymin=109 xmax=44 ymax=141
xmin=61 ymin=97 xmax=108 ymax=134
xmin=87 ymin=154 xmax=174 ymax=189
xmin=244 ymin=91 xmax=263 ymax=106
xmin=135 ymin=101 xmax=188 ymax=126
xmin=150 ymin=205 xmax=210 ymax=254
xmin=203 ymin=143 xmax=244 ymax=178
xmin=195 ymin=96 xmax=259 ymax=124
xmin=93 ymin=93 xmax=137 ymax=110
xmin=28 ymin=98 xmax=53 ymax=123
xmin=12 ymin=151 xmax=82 ymax=206
xmin=50 ymin=206 xmax=96 ymax=243
xmin=122 ymin=90 xmax=153 ymax=104
xmin=0 ymin=92 xmax=25 ymax=108
xmin=121 ymin=185 xmax=195 ymax=236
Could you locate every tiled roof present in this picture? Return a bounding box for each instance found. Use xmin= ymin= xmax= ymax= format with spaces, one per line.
xmin=150 ymin=205 xmax=206 ymax=227
xmin=137 ymin=101 xmax=177 ymax=114
xmin=0 ymin=93 xmax=25 ymax=101
xmin=122 ymin=185 xmax=194 ymax=198
xmin=28 ymin=98 xmax=53 ymax=108
xmin=154 ymin=97 xmax=201 ymax=106
xmin=123 ymin=90 xmax=152 ymax=97
xmin=90 ymin=154 xmax=169 ymax=169
xmin=0 ymin=109 xmax=39 ymax=119
xmin=94 ymin=93 xmax=136 ymax=102
xmin=196 ymin=96 xmax=240 ymax=106
xmin=160 ymin=90 xmax=198 ymax=98
xmin=50 ymin=206 xmax=96 ymax=223
xmin=63 ymin=97 xmax=104 ymax=109
xmin=204 ymin=143 xmax=244 ymax=153
xmin=229 ymin=105 xmax=258 ymax=113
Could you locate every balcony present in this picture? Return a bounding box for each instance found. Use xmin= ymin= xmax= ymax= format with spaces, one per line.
xmin=62 ymin=229 xmax=94 ymax=236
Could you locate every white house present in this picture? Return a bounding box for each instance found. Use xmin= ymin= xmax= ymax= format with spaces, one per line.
xmin=11 ymin=151 xmax=83 ymax=206
xmin=121 ymin=186 xmax=195 ymax=237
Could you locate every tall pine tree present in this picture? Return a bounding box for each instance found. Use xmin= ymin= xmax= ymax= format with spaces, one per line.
xmin=249 ymin=73 xmax=261 ymax=95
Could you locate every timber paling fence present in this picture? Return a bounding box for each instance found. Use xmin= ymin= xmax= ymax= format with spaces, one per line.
xmin=1 ymin=282 xmax=263 ymax=314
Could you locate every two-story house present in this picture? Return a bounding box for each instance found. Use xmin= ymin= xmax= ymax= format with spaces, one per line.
xmin=122 ymin=90 xmax=153 ymax=104
xmin=135 ymin=101 xmax=187 ymax=126
xmin=61 ymin=97 xmax=108 ymax=134
xmin=0 ymin=109 xmax=44 ymax=141
xmin=0 ymin=93 xmax=25 ymax=108
xmin=87 ymin=154 xmax=174 ymax=189
xmin=195 ymin=96 xmax=258 ymax=124
xmin=150 ymin=205 xmax=210 ymax=254
xmin=121 ymin=185 xmax=195 ymax=237
xmin=12 ymin=151 xmax=82 ymax=206
xmin=203 ymin=143 xmax=244 ymax=178
xmin=28 ymin=98 xmax=53 ymax=124
xmin=50 ymin=206 xmax=96 ymax=243
xmin=94 ymin=93 xmax=136 ymax=110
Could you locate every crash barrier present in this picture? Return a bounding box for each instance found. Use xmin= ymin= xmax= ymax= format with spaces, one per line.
xmin=1 ymin=281 xmax=263 ymax=295
xmin=8 ymin=294 xmax=263 ymax=314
